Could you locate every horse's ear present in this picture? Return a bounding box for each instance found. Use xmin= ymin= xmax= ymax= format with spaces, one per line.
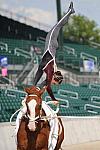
xmin=24 ymin=86 xmax=45 ymax=96
xmin=24 ymin=86 xmax=39 ymax=94
xmin=24 ymin=87 xmax=30 ymax=94
xmin=39 ymin=86 xmax=46 ymax=95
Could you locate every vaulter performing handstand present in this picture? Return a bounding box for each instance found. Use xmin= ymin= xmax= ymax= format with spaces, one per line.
xmin=15 ymin=1 xmax=75 ymax=134
xmin=33 ymin=1 xmax=75 ymax=105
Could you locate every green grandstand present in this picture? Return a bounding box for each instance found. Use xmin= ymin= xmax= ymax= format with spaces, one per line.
xmin=0 ymin=13 xmax=100 ymax=123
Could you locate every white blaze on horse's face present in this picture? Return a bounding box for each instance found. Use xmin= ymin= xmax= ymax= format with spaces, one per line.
xmin=27 ymin=99 xmax=37 ymax=131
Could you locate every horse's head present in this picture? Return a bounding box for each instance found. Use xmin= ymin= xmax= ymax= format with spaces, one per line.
xmin=24 ymin=86 xmax=45 ymax=132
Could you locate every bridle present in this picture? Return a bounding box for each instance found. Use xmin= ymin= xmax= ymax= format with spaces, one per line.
xmin=26 ymin=94 xmax=42 ymax=123
xmin=10 ymin=92 xmax=60 ymax=127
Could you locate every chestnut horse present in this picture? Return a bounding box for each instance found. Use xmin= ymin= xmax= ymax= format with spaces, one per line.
xmin=17 ymin=86 xmax=64 ymax=150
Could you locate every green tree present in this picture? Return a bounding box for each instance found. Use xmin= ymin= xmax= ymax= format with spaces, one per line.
xmin=63 ymin=14 xmax=100 ymax=43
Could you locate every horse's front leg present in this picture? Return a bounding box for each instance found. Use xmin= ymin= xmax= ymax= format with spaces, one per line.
xmin=17 ymin=136 xmax=29 ymax=150
xmin=17 ymin=145 xmax=25 ymax=150
xmin=17 ymin=120 xmax=28 ymax=150
xmin=17 ymin=143 xmax=28 ymax=150
xmin=17 ymin=146 xmax=20 ymax=150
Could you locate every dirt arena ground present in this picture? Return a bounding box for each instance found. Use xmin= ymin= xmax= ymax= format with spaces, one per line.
xmin=62 ymin=141 xmax=100 ymax=150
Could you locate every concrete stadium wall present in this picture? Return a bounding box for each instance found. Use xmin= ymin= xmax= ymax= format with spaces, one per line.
xmin=0 ymin=117 xmax=100 ymax=150
xmin=0 ymin=122 xmax=16 ymax=150
xmin=62 ymin=117 xmax=100 ymax=146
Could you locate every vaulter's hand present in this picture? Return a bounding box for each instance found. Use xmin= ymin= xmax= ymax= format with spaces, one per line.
xmin=52 ymin=100 xmax=59 ymax=106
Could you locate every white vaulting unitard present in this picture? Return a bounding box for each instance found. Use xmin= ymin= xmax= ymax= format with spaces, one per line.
xmin=42 ymin=101 xmax=59 ymax=150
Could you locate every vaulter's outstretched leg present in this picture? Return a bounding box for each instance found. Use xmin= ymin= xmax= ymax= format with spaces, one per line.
xmin=33 ymin=2 xmax=75 ymax=87
xmin=44 ymin=1 xmax=75 ymax=58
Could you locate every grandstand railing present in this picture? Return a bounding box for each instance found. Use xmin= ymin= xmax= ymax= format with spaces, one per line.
xmin=89 ymin=41 xmax=100 ymax=48
xmin=89 ymin=83 xmax=100 ymax=90
xmin=84 ymin=104 xmax=100 ymax=114
xmin=14 ymin=48 xmax=31 ymax=59
xmin=63 ymin=45 xmax=76 ymax=55
xmin=16 ymin=57 xmax=34 ymax=84
xmin=0 ymin=41 xmax=8 ymax=51
xmin=91 ymin=96 xmax=100 ymax=104
xmin=5 ymin=88 xmax=26 ymax=99
xmin=45 ymin=96 xmax=69 ymax=108
xmin=2 ymin=77 xmax=15 ymax=87
xmin=58 ymin=89 xmax=78 ymax=99
xmin=23 ymin=63 xmax=39 ymax=85
xmin=16 ymin=51 xmax=39 ymax=84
